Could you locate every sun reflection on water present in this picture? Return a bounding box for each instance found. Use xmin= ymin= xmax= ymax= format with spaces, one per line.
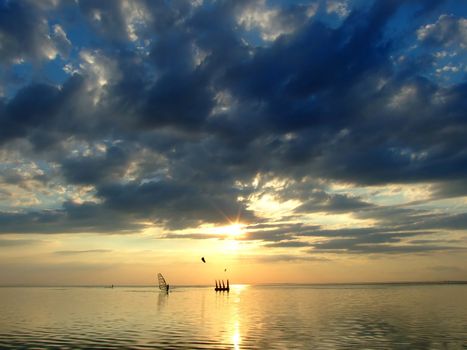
xmin=228 ymin=284 xmax=249 ymax=349
xmin=231 ymin=284 xmax=249 ymax=293
xmin=232 ymin=320 xmax=241 ymax=350
xmin=1 ymin=286 xmax=466 ymax=348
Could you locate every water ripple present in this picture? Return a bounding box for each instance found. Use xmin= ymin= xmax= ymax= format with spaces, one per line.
xmin=0 ymin=285 xmax=466 ymax=349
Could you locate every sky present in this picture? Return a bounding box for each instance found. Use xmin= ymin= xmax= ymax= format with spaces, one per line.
xmin=1 ymin=0 xmax=467 ymax=286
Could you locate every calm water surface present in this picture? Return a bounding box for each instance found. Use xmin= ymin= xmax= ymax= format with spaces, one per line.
xmin=0 ymin=284 xmax=466 ymax=349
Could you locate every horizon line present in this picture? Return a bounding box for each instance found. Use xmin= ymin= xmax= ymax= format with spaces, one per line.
xmin=1 ymin=280 xmax=467 ymax=288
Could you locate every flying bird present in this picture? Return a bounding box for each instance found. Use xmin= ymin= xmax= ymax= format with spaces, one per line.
xmin=201 ymin=257 xmax=206 ymax=263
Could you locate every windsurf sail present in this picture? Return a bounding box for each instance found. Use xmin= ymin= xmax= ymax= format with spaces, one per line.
xmin=157 ymin=273 xmax=167 ymax=291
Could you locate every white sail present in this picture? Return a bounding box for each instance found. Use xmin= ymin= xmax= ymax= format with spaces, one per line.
xmin=157 ymin=273 xmax=167 ymax=291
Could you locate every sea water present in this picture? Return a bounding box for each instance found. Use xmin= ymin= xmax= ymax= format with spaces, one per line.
xmin=0 ymin=284 xmax=466 ymax=349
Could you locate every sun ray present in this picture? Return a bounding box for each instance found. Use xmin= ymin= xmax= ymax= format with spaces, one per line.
xmin=212 ymin=223 xmax=245 ymax=238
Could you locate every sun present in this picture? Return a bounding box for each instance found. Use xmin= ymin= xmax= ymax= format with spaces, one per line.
xmin=212 ymin=223 xmax=245 ymax=238
xmin=224 ymin=223 xmax=245 ymax=237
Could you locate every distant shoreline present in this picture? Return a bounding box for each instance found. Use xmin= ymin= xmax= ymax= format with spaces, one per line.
xmin=1 ymin=281 xmax=467 ymax=288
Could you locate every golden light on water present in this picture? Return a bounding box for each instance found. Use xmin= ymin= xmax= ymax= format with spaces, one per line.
xmin=230 ymin=284 xmax=249 ymax=293
xmin=232 ymin=321 xmax=241 ymax=350
xmin=229 ymin=285 xmax=248 ymax=350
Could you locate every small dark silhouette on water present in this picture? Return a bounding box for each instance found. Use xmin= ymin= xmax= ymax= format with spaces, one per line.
xmin=215 ymin=279 xmax=230 ymax=292
xmin=157 ymin=273 xmax=170 ymax=294
xmin=201 ymin=257 xmax=206 ymax=263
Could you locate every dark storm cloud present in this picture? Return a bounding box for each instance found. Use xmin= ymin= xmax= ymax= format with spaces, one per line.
xmin=353 ymin=204 xmax=467 ymax=233
xmin=307 ymin=230 xmax=429 ymax=250
xmin=96 ymin=179 xmax=257 ymax=229
xmin=61 ymin=146 xmax=129 ymax=185
xmin=0 ymin=0 xmax=62 ymax=63
xmin=0 ymin=75 xmax=96 ymax=150
xmin=407 ymin=212 xmax=467 ymax=231
xmin=0 ymin=83 xmax=61 ymax=143
xmin=296 ymin=191 xmax=373 ymax=213
xmin=430 ymin=180 xmax=467 ymax=199
xmin=0 ymin=201 xmax=144 ymax=234
xmin=141 ymin=72 xmax=214 ymax=130
xmin=303 ymin=78 xmax=467 ymax=185
xmin=295 ymin=206 xmax=467 ymax=254
xmin=200 ymin=1 xmax=467 ymax=187
xmin=240 ymin=211 xmax=466 ymax=255
xmin=1 ymin=0 xmax=467 ymax=247
xmin=295 ymin=220 xmax=464 ymax=255
xmin=215 ymin=0 xmax=407 ymax=133
xmin=354 ymin=206 xmax=435 ymax=228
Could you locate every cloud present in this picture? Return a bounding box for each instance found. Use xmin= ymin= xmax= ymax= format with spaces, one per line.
xmin=237 ymin=0 xmax=315 ymax=41
xmin=264 ymin=240 xmax=312 ymax=248
xmin=0 ymin=1 xmax=63 ymax=63
xmin=295 ymin=191 xmax=373 ymax=213
xmin=430 ymin=265 xmax=465 ymax=273
xmin=61 ymin=145 xmax=130 ymax=185
xmin=0 ymin=201 xmax=145 ymax=234
xmin=411 ymin=212 xmax=467 ymax=231
xmin=0 ymin=75 xmax=96 ymax=150
xmin=326 ymin=0 xmax=350 ymax=18
xmin=77 ymin=0 xmax=131 ymax=43
xmin=53 ymin=249 xmax=112 ymax=255
xmin=0 ymin=188 xmax=10 ymax=199
xmin=0 ymin=0 xmax=467 ymax=250
xmin=245 ymin=254 xmax=327 ymax=263
xmin=430 ymin=180 xmax=467 ymax=199
xmin=309 ymin=243 xmax=465 ymax=255
xmin=0 ymin=238 xmax=43 ymax=247
xmin=162 ymin=233 xmax=224 ymax=240
xmin=96 ymin=179 xmax=257 ymax=229
xmin=308 ymin=235 xmax=462 ymax=254
xmin=242 ymin=223 xmax=320 ymax=242
xmin=417 ymin=14 xmax=467 ymax=48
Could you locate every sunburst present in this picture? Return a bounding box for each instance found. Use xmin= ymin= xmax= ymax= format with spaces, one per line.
xmin=213 ymin=223 xmax=245 ymax=238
